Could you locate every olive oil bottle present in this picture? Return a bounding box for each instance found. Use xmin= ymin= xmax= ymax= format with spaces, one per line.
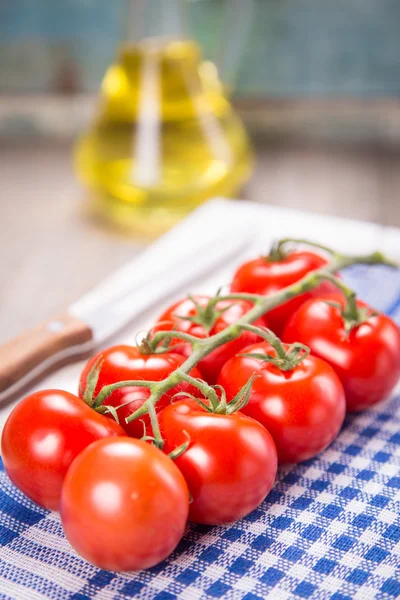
xmin=75 ymin=0 xmax=253 ymax=236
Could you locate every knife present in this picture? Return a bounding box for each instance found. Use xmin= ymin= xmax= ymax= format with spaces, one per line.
xmin=0 ymin=199 xmax=254 ymax=402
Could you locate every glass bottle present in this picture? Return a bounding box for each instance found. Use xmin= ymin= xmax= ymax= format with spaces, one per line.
xmin=75 ymin=0 xmax=253 ymax=236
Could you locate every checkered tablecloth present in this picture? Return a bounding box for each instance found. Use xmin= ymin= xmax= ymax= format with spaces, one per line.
xmin=0 ymin=265 xmax=400 ymax=600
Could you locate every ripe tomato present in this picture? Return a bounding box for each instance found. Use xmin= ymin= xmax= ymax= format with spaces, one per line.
xmin=230 ymin=250 xmax=334 ymax=335
xmin=61 ymin=437 xmax=189 ymax=571
xmin=282 ymin=294 xmax=400 ymax=412
xmin=155 ymin=295 xmax=263 ymax=383
xmin=158 ymin=398 xmax=277 ymax=525
xmin=218 ymin=342 xmax=345 ymax=464
xmin=79 ymin=346 xmax=202 ymax=438
xmin=1 ymin=390 xmax=124 ymax=510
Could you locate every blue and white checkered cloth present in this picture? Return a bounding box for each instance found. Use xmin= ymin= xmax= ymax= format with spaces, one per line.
xmin=1 ymin=265 xmax=400 ymax=600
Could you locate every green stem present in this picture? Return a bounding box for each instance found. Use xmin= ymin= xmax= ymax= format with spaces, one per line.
xmin=124 ymin=391 xmax=161 ymax=422
xmin=178 ymin=372 xmax=220 ymax=410
xmin=149 ymin=329 xmax=202 ymax=350
xmin=314 ymin=270 xmax=359 ymax=320
xmin=148 ymin=403 xmax=164 ymax=449
xmin=276 ymin=238 xmax=338 ymax=257
xmin=93 ymin=379 xmax=155 ymax=408
xmin=239 ymin=323 xmax=287 ymax=359
xmin=207 ymin=293 xmax=262 ymax=305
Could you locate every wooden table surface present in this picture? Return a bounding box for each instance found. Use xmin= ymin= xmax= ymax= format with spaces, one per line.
xmin=1 ymin=140 xmax=400 ymax=344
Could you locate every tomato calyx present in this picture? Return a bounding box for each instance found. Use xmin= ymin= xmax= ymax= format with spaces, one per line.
xmin=237 ymin=323 xmax=310 ymax=371
xmin=96 ymin=403 xmax=121 ymax=424
xmin=175 ymin=294 xmax=231 ymax=336
xmin=326 ymin=298 xmax=378 ymax=335
xmin=137 ymin=336 xmax=156 ymax=355
xmin=265 ymin=240 xmax=290 ymax=262
xmin=241 ymin=345 xmax=310 ymax=372
xmin=138 ymin=329 xmax=184 ymax=355
xmin=140 ymin=322 xmax=204 ymax=356
xmin=81 ymin=354 xmax=151 ymax=423
xmin=317 ymin=273 xmax=380 ymax=335
xmin=81 ymin=353 xmax=156 ymax=422
xmin=174 ymin=373 xmax=258 ymax=416
xmin=221 ymin=374 xmax=259 ymax=414
xmin=81 ymin=355 xmax=104 ymax=407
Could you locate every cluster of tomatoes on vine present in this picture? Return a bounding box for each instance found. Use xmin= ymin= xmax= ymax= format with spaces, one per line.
xmin=2 ymin=244 xmax=400 ymax=572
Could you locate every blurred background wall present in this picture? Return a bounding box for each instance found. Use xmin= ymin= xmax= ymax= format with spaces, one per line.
xmin=1 ymin=0 xmax=399 ymax=189
xmin=1 ymin=0 xmax=400 ymax=143
xmin=1 ymin=0 xmax=400 ymax=96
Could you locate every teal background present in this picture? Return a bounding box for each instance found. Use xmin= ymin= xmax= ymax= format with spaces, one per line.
xmin=1 ymin=0 xmax=399 ymax=96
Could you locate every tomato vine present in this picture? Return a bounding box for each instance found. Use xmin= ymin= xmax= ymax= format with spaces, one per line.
xmin=87 ymin=242 xmax=396 ymax=448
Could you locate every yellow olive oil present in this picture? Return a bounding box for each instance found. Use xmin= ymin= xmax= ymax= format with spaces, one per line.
xmin=75 ymin=39 xmax=253 ymax=236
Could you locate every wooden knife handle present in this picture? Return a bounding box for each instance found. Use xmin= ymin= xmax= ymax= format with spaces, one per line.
xmin=0 ymin=312 xmax=93 ymax=395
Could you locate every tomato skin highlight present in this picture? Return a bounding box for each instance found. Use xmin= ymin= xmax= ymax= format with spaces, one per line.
xmin=159 ymin=399 xmax=278 ymax=525
xmin=61 ymin=437 xmax=189 ymax=571
xmin=230 ymin=251 xmax=334 ymax=335
xmin=79 ymin=346 xmax=202 ymax=438
xmin=218 ymin=342 xmax=346 ymax=464
xmin=155 ymin=295 xmax=263 ymax=383
xmin=282 ymin=294 xmax=400 ymax=412
xmin=1 ymin=390 xmax=124 ymax=510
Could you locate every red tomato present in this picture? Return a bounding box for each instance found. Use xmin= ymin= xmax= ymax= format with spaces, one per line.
xmin=61 ymin=437 xmax=189 ymax=571
xmin=155 ymin=295 xmax=263 ymax=383
xmin=79 ymin=346 xmax=202 ymax=438
xmin=159 ymin=398 xmax=277 ymax=525
xmin=218 ymin=342 xmax=345 ymax=464
xmin=230 ymin=250 xmax=335 ymax=335
xmin=282 ymin=294 xmax=400 ymax=412
xmin=1 ymin=390 xmax=124 ymax=510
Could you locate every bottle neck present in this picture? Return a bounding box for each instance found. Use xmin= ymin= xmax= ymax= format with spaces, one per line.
xmin=126 ymin=0 xmax=187 ymax=45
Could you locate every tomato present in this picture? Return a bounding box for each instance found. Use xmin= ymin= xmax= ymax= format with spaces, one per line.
xmin=79 ymin=346 xmax=202 ymax=438
xmin=61 ymin=437 xmax=189 ymax=571
xmin=218 ymin=342 xmax=345 ymax=464
xmin=1 ymin=390 xmax=124 ymax=510
xmin=158 ymin=398 xmax=277 ymax=525
xmin=282 ymin=294 xmax=400 ymax=412
xmin=155 ymin=295 xmax=263 ymax=383
xmin=230 ymin=250 xmax=335 ymax=335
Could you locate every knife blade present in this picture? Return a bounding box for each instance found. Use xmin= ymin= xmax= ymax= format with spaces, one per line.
xmin=0 ymin=199 xmax=254 ymax=402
